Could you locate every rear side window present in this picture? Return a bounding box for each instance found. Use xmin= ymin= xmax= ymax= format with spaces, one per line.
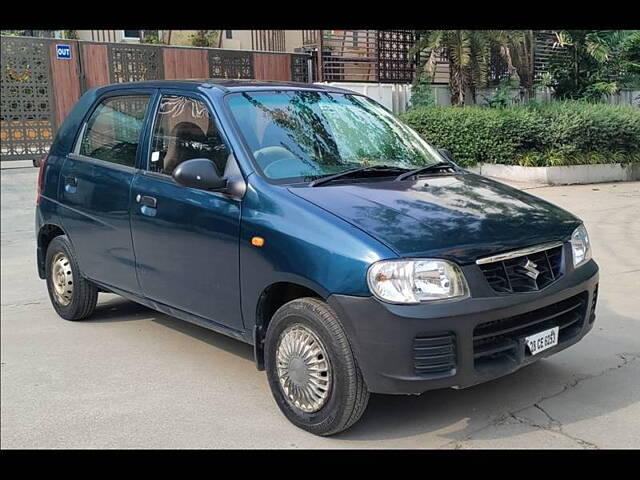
xmin=148 ymin=95 xmax=230 ymax=176
xmin=79 ymin=95 xmax=150 ymax=167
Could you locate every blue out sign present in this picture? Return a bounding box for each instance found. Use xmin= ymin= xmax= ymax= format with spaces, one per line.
xmin=56 ymin=45 xmax=71 ymax=60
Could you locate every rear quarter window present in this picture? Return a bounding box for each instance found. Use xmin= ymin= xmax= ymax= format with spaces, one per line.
xmin=79 ymin=95 xmax=150 ymax=167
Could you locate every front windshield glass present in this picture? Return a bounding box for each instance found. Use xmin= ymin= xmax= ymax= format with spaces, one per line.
xmin=226 ymin=90 xmax=443 ymax=183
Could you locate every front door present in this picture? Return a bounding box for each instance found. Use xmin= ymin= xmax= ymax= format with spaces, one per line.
xmin=58 ymin=92 xmax=152 ymax=294
xmin=130 ymin=93 xmax=243 ymax=330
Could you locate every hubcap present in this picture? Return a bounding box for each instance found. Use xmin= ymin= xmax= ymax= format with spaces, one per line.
xmin=51 ymin=252 xmax=73 ymax=306
xmin=276 ymin=324 xmax=331 ymax=413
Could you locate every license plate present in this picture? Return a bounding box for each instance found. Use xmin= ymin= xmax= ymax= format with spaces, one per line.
xmin=525 ymin=326 xmax=559 ymax=355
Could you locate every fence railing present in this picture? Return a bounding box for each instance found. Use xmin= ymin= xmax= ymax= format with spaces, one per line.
xmin=0 ymin=35 xmax=313 ymax=163
xmin=303 ymin=30 xmax=421 ymax=84
xmin=306 ymin=30 xmax=574 ymax=87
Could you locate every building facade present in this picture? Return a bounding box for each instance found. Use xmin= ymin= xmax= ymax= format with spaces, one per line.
xmin=73 ymin=30 xmax=307 ymax=53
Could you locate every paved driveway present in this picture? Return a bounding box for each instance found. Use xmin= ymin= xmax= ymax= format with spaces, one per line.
xmin=1 ymin=165 xmax=639 ymax=448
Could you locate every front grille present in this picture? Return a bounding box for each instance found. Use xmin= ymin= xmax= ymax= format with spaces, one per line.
xmin=413 ymin=333 xmax=456 ymax=377
xmin=479 ymin=245 xmax=563 ymax=293
xmin=473 ymin=292 xmax=588 ymax=369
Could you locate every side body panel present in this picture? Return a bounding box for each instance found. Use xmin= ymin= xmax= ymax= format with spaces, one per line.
xmin=129 ymin=88 xmax=244 ymax=330
xmin=55 ymin=88 xmax=156 ymax=294
xmin=36 ymin=89 xmax=103 ymax=276
xmin=130 ymin=171 xmax=243 ymax=329
xmin=58 ymin=156 xmax=140 ymax=293
xmin=37 ymin=153 xmax=66 ymax=228
xmin=238 ymin=174 xmax=396 ymax=328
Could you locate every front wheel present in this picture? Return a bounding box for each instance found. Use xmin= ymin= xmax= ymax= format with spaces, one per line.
xmin=264 ymin=297 xmax=369 ymax=436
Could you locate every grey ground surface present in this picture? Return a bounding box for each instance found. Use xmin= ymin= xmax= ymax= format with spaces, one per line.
xmin=1 ymin=164 xmax=639 ymax=449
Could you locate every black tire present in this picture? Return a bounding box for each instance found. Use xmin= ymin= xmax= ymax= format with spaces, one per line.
xmin=264 ymin=297 xmax=369 ymax=436
xmin=45 ymin=235 xmax=98 ymax=321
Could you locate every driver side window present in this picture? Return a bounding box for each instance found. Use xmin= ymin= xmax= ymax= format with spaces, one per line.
xmin=149 ymin=95 xmax=229 ymax=176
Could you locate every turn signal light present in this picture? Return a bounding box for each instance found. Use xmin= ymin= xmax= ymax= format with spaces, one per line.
xmin=251 ymin=236 xmax=265 ymax=247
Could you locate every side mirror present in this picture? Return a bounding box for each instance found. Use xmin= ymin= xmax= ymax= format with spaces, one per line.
xmin=438 ymin=148 xmax=454 ymax=162
xmin=172 ymin=158 xmax=226 ymax=191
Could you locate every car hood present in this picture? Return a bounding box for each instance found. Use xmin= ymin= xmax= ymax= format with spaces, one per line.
xmin=289 ymin=173 xmax=581 ymax=264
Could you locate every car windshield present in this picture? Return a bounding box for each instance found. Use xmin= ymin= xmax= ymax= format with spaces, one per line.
xmin=226 ymin=90 xmax=444 ymax=183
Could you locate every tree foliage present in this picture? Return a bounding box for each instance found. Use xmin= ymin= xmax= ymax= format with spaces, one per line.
xmin=411 ymin=30 xmax=639 ymax=105
xmin=412 ymin=30 xmax=537 ymax=105
xmin=412 ymin=30 xmax=491 ymax=106
xmin=409 ymin=77 xmax=436 ymax=108
xmin=548 ymin=30 xmax=640 ymax=101
xmin=141 ymin=30 xmax=164 ymax=45
xmin=190 ymin=30 xmax=219 ymax=48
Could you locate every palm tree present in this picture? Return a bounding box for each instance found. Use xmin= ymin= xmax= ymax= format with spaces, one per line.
xmin=489 ymin=30 xmax=535 ymax=100
xmin=412 ymin=30 xmax=491 ymax=106
xmin=413 ymin=30 xmax=543 ymax=105
xmin=549 ymin=30 xmax=639 ymax=100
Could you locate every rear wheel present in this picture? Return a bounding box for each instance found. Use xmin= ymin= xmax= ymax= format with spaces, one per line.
xmin=45 ymin=235 xmax=98 ymax=321
xmin=265 ymin=297 xmax=369 ymax=436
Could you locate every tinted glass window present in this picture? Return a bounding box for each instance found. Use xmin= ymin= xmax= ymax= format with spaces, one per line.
xmin=226 ymin=91 xmax=442 ymax=182
xmin=80 ymin=95 xmax=150 ymax=167
xmin=148 ymin=95 xmax=230 ymax=176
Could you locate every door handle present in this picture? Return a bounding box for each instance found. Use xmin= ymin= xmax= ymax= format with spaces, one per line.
xmin=65 ymin=176 xmax=78 ymax=187
xmin=64 ymin=176 xmax=78 ymax=193
xmin=136 ymin=195 xmax=157 ymax=208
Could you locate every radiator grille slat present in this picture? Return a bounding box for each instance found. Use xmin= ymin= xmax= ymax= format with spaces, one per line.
xmin=479 ymin=245 xmax=564 ymax=294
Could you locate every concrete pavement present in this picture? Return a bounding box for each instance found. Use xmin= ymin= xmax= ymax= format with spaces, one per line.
xmin=1 ymin=166 xmax=639 ymax=448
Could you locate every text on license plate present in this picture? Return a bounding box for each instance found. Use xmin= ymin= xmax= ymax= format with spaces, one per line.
xmin=525 ymin=326 xmax=559 ymax=355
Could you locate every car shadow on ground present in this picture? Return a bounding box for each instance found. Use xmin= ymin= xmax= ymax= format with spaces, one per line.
xmin=88 ymin=295 xmax=155 ymax=322
xmin=86 ymin=295 xmax=638 ymax=444
xmin=90 ymin=295 xmax=254 ymax=363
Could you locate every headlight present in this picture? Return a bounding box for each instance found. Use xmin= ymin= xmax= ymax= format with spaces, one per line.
xmin=570 ymin=224 xmax=592 ymax=268
xmin=367 ymin=259 xmax=469 ymax=304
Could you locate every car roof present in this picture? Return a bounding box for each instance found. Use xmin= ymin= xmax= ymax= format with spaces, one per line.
xmin=93 ymin=79 xmax=356 ymax=95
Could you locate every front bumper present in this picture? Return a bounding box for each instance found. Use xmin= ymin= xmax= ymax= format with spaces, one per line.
xmin=328 ymin=258 xmax=599 ymax=395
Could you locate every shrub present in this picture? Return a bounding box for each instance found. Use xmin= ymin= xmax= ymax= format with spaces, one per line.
xmin=409 ymin=78 xmax=436 ymax=109
xmin=401 ymin=101 xmax=640 ymax=167
xmin=190 ymin=30 xmax=218 ymax=48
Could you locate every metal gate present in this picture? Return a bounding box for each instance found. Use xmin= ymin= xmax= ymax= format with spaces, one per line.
xmin=291 ymin=54 xmax=311 ymax=83
xmin=108 ymin=43 xmax=164 ymax=83
xmin=208 ymin=50 xmax=254 ymax=79
xmin=0 ymin=36 xmax=56 ymax=161
xmin=1 ymin=35 xmax=312 ymax=164
xmin=377 ymin=30 xmax=419 ymax=84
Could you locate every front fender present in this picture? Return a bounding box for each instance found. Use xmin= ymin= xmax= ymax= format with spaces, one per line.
xmin=239 ymin=177 xmax=396 ymax=329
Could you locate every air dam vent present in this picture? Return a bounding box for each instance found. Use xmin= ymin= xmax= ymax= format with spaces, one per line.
xmin=413 ymin=333 xmax=456 ymax=378
xmin=589 ymin=284 xmax=599 ymax=324
xmin=473 ymin=292 xmax=588 ymax=370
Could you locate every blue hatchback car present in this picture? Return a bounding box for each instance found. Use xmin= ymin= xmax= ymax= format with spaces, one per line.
xmin=36 ymin=80 xmax=599 ymax=435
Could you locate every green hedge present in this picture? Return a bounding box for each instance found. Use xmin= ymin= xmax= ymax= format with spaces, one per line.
xmin=401 ymin=101 xmax=640 ymax=167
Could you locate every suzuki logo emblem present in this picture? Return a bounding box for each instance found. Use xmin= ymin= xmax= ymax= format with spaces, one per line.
xmin=523 ymin=259 xmax=540 ymax=280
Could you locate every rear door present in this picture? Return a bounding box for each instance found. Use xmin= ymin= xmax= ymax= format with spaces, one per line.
xmin=58 ymin=91 xmax=154 ymax=294
xmin=129 ymin=91 xmax=243 ymax=330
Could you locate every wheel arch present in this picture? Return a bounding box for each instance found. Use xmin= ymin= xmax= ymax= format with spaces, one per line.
xmin=37 ymin=223 xmax=67 ymax=279
xmin=252 ymin=281 xmax=326 ymax=370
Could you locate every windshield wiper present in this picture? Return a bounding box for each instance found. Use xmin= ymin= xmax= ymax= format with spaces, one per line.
xmin=394 ymin=161 xmax=457 ymax=181
xmin=309 ymin=165 xmax=410 ymax=187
